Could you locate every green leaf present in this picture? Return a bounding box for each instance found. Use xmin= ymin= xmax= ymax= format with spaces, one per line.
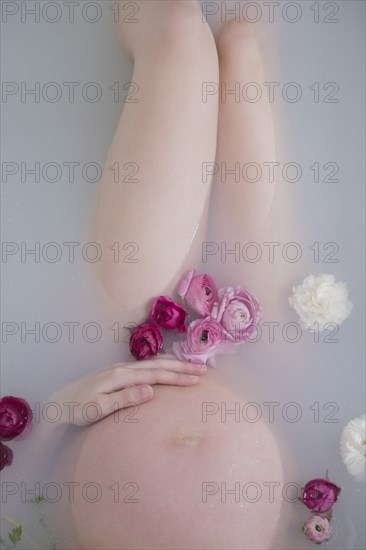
xmin=8 ymin=525 xmax=22 ymax=545
xmin=33 ymin=496 xmax=46 ymax=505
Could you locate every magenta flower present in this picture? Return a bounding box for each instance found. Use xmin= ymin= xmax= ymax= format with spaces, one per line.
xmin=303 ymin=514 xmax=331 ymax=544
xmin=0 ymin=442 xmax=13 ymax=471
xmin=129 ymin=323 xmax=163 ymax=360
xmin=177 ymin=270 xmax=218 ymax=317
xmin=172 ymin=317 xmax=232 ymax=365
xmin=0 ymin=396 xmax=33 ymax=441
xmin=149 ymin=296 xmax=188 ymax=333
xmin=211 ymin=286 xmax=261 ymax=342
xmin=302 ymin=478 xmax=341 ymax=513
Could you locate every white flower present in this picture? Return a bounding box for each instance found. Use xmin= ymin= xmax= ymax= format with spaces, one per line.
xmin=340 ymin=415 xmax=366 ymax=482
xmin=288 ymin=273 xmax=353 ymax=331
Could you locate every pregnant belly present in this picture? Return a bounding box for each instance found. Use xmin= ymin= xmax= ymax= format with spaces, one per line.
xmin=72 ymin=373 xmax=283 ymax=549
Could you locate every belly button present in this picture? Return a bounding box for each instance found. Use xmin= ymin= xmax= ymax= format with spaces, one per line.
xmin=174 ymin=429 xmax=204 ymax=448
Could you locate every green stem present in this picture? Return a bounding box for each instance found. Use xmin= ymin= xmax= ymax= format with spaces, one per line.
xmin=1 ymin=516 xmax=40 ymax=550
xmin=1 ymin=517 xmax=19 ymax=528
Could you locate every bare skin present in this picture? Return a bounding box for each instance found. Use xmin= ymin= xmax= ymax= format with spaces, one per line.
xmin=70 ymin=2 xmax=281 ymax=427
xmin=213 ymin=18 xmax=276 ymax=233
xmin=96 ymin=1 xmax=219 ymax=313
xmin=72 ymin=372 xmax=283 ymax=550
xmin=54 ymin=3 xmax=285 ymax=549
xmin=49 ymin=356 xmax=207 ymax=426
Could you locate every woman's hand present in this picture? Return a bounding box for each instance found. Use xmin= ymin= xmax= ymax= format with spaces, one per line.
xmin=49 ymin=356 xmax=207 ymax=426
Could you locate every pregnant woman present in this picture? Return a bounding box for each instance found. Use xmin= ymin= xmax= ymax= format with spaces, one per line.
xmin=50 ymin=2 xmax=284 ymax=549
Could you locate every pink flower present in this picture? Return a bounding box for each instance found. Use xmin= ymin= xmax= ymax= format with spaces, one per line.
xmin=302 ymin=478 xmax=341 ymax=513
xmin=0 ymin=396 xmax=33 ymax=441
xmin=172 ymin=317 xmax=231 ymax=366
xmin=0 ymin=442 xmax=13 ymax=471
xmin=177 ymin=270 xmax=218 ymax=317
xmin=303 ymin=514 xmax=331 ymax=544
xmin=129 ymin=323 xmax=163 ymax=360
xmin=149 ymin=296 xmax=188 ymax=333
xmin=211 ymin=286 xmax=261 ymax=342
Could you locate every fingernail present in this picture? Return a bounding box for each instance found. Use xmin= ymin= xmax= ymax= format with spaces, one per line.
xmin=194 ymin=363 xmax=207 ymax=372
xmin=139 ymin=385 xmax=152 ymax=399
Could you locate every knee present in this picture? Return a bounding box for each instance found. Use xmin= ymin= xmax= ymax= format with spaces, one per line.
xmin=152 ymin=2 xmax=217 ymax=63
xmin=161 ymin=1 xmax=206 ymax=35
xmin=218 ymin=19 xmax=259 ymax=59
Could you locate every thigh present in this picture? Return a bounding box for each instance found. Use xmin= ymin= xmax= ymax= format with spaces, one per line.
xmin=96 ymin=4 xmax=219 ymax=312
xmin=211 ymin=20 xmax=276 ymax=238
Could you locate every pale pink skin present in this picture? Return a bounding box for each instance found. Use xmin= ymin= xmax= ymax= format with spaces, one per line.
xmin=177 ymin=270 xmax=218 ymax=317
xmin=303 ymin=515 xmax=331 ymax=544
xmin=95 ymin=4 xmax=278 ymax=322
xmin=72 ymin=372 xmax=284 ymax=550
xmin=81 ymin=6 xmax=283 ymax=548
xmin=211 ymin=287 xmax=261 ymax=343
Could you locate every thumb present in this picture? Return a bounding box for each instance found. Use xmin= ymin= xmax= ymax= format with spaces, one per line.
xmin=121 ymin=384 xmax=154 ymax=405
xmin=102 ymin=384 xmax=154 ymax=418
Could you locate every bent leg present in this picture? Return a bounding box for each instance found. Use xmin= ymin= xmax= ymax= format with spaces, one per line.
xmin=207 ymin=20 xmax=297 ymax=317
xmin=212 ymin=19 xmax=276 ymax=236
xmin=96 ymin=1 xmax=219 ymax=312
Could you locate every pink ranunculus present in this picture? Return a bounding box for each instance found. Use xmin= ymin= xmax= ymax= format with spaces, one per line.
xmin=303 ymin=514 xmax=331 ymax=544
xmin=211 ymin=286 xmax=261 ymax=343
xmin=149 ymin=296 xmax=188 ymax=333
xmin=0 ymin=396 xmax=33 ymax=441
xmin=177 ymin=270 xmax=218 ymax=317
xmin=129 ymin=323 xmax=163 ymax=360
xmin=0 ymin=442 xmax=13 ymax=471
xmin=172 ymin=317 xmax=231 ymax=365
xmin=302 ymin=478 xmax=341 ymax=513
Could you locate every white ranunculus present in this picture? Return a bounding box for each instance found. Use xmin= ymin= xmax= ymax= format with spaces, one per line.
xmin=288 ymin=273 xmax=353 ymax=331
xmin=340 ymin=415 xmax=366 ymax=482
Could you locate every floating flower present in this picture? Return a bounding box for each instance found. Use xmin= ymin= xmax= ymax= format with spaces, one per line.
xmin=340 ymin=414 xmax=366 ymax=481
xmin=0 ymin=396 xmax=33 ymax=441
xmin=0 ymin=442 xmax=13 ymax=471
xmin=129 ymin=323 xmax=163 ymax=360
xmin=289 ymin=273 xmax=353 ymax=331
xmin=149 ymin=296 xmax=188 ymax=333
xmin=172 ymin=317 xmax=231 ymax=366
xmin=302 ymin=478 xmax=341 ymax=513
xmin=177 ymin=270 xmax=218 ymax=317
xmin=211 ymin=286 xmax=261 ymax=342
xmin=131 ymin=270 xmax=262 ymax=365
xmin=303 ymin=514 xmax=331 ymax=544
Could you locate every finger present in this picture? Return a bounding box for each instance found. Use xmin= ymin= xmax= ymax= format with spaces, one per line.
xmin=147 ymin=354 xmax=180 ymax=365
xmin=106 ymin=367 xmax=203 ymax=393
xmin=127 ymin=358 xmax=207 ymax=374
xmin=99 ymin=384 xmax=154 ymax=419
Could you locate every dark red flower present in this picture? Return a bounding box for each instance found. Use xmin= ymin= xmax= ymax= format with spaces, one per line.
xmin=129 ymin=323 xmax=163 ymax=360
xmin=150 ymin=296 xmax=188 ymax=333
xmin=0 ymin=396 xmax=33 ymax=441
xmin=302 ymin=478 xmax=341 ymax=513
xmin=0 ymin=442 xmax=13 ymax=471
